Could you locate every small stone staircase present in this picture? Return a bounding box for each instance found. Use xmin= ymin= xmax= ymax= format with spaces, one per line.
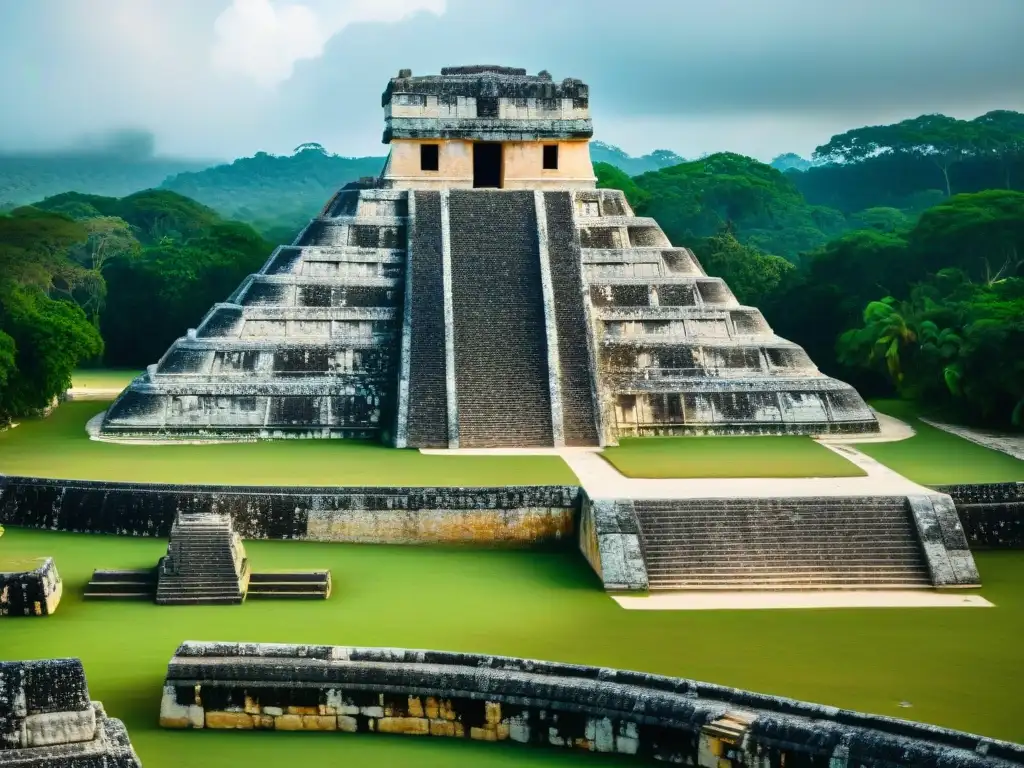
xmin=84 ymin=569 xmax=156 ymax=600
xmin=247 ymin=571 xmax=331 ymax=600
xmin=156 ymin=513 xmax=249 ymax=605
xmin=634 ymin=497 xmax=931 ymax=590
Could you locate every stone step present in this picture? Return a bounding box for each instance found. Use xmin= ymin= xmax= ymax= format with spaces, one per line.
xmin=156 ymin=583 xmax=243 ymax=592
xmin=85 ymin=580 xmax=156 ymax=593
xmin=156 ymin=596 xmax=244 ymax=605
xmin=642 ymin=541 xmax=921 ymax=553
xmin=247 ymin=581 xmax=329 ymax=593
xmin=636 ymin=513 xmax=913 ymax=523
xmin=83 ymin=591 xmax=155 ymax=600
xmin=641 ymin=532 xmax=917 ymax=541
xmin=646 ymin=554 xmax=926 ymax=567
xmin=645 ymin=581 xmax=934 ymax=590
xmin=246 ymin=590 xmax=329 ymax=600
xmin=646 ymin=562 xmax=926 ymax=573
xmin=651 ymin=573 xmax=933 ymax=581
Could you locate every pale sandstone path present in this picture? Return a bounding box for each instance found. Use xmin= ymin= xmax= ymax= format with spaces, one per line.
xmin=613 ymin=591 xmax=993 ymax=611
xmin=556 ymin=444 xmax=932 ymax=500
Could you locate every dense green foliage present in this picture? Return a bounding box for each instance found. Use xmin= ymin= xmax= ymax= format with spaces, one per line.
xmin=594 ymin=161 xmax=649 ymax=210
xmin=589 ymin=141 xmax=684 ymax=176
xmin=631 ymin=153 xmax=847 ymax=260
xmin=0 ymin=190 xmax=272 ymax=421
xmin=0 ymin=208 xmax=103 ymax=421
xmin=690 ymin=230 xmax=794 ymax=307
xmin=160 ymin=146 xmax=385 ymax=242
xmin=793 ymin=111 xmax=1024 ymax=213
xmin=763 ymin=191 xmax=1024 ymax=426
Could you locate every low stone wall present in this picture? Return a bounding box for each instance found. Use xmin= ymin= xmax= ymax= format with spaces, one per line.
xmin=0 ymin=556 xmax=63 ymax=617
xmin=935 ymin=482 xmax=1024 ymax=549
xmin=0 ymin=476 xmax=579 ymax=544
xmin=0 ymin=658 xmax=141 ymax=766
xmin=160 ymin=642 xmax=1024 ymax=766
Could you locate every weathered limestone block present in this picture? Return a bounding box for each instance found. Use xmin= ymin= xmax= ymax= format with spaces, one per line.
xmin=907 ymin=494 xmax=981 ymax=586
xmin=0 ymin=557 xmax=63 ymax=617
xmin=205 ymin=711 xmax=254 ymax=729
xmin=578 ymin=497 xmax=648 ymax=591
xmin=1 ymin=659 xmax=141 ymax=766
xmin=22 ymin=709 xmax=97 ymax=747
xmin=377 ymin=717 xmax=429 ymax=735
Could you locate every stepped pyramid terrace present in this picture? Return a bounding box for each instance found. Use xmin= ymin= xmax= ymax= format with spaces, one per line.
xmin=99 ymin=65 xmax=877 ymax=444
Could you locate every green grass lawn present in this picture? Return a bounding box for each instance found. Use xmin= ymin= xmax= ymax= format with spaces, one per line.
xmin=71 ymin=369 xmax=142 ymax=389
xmin=1 ymin=528 xmax=1022 ymax=767
xmin=600 ymin=435 xmax=865 ymax=478
xmin=0 ymin=401 xmax=578 ymax=487
xmin=859 ymin=400 xmax=1024 ymax=486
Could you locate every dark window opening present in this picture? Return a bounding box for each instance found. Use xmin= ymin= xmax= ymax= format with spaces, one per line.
xmin=473 ymin=142 xmax=502 ymax=188
xmin=420 ymin=144 xmax=439 ymax=171
xmin=542 ymin=144 xmax=559 ymax=170
xmin=477 ymin=97 xmax=499 ymax=118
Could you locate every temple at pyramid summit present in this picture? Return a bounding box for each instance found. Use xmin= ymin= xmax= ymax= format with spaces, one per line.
xmin=100 ymin=65 xmax=879 ymax=445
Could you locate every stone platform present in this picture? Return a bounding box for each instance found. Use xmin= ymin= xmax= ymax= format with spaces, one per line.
xmin=566 ymin=447 xmax=981 ymax=591
xmin=0 ymin=658 xmax=140 ymax=766
xmin=83 ymin=511 xmax=332 ymax=605
xmin=159 ymin=641 xmax=1024 ymax=766
xmin=0 ymin=557 xmax=62 ymax=617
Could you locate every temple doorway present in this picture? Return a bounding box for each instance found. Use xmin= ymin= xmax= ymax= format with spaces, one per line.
xmin=473 ymin=142 xmax=502 ymax=188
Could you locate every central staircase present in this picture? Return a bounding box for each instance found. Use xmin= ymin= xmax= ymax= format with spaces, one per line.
xmin=634 ymin=497 xmax=932 ymax=590
xmin=156 ymin=513 xmax=250 ymax=605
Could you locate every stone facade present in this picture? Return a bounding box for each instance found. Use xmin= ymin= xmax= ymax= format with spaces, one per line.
xmin=159 ymin=641 xmax=1024 ymax=766
xmin=578 ymin=188 xmax=878 ymax=438
xmin=936 ymin=482 xmax=1024 ymax=549
xmin=0 ymin=557 xmax=62 ymax=617
xmin=0 ymin=659 xmax=141 ymax=766
xmin=97 ymin=64 xmax=876 ymax=445
xmin=100 ymin=187 xmax=406 ymax=440
xmin=0 ymin=475 xmax=580 ymax=544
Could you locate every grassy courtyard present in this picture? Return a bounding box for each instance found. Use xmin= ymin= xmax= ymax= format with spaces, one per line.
xmin=0 ymin=401 xmax=577 ymax=487
xmin=601 ymin=435 xmax=865 ymax=478
xmin=71 ymin=369 xmax=142 ymax=390
xmin=858 ymin=400 xmax=1024 ymax=486
xmin=0 ymin=527 xmax=1022 ymax=767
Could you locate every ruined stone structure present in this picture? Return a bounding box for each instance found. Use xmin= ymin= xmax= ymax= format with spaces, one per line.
xmin=159 ymin=641 xmax=1024 ymax=766
xmin=83 ymin=511 xmax=331 ymax=603
xmin=0 ymin=658 xmax=141 ymax=766
xmin=579 ymin=494 xmax=980 ymax=591
xmin=0 ymin=557 xmax=62 ymax=617
xmin=156 ymin=512 xmax=250 ymax=605
xmin=99 ymin=65 xmax=877 ymax=444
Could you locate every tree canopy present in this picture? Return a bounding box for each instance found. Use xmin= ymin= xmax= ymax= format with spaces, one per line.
xmin=628 ymin=153 xmax=847 ymax=260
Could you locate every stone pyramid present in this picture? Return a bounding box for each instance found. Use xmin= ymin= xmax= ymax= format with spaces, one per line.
xmin=100 ymin=66 xmax=876 ymax=446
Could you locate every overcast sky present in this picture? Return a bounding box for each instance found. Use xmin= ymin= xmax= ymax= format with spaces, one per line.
xmin=1 ymin=0 xmax=1022 ymax=162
